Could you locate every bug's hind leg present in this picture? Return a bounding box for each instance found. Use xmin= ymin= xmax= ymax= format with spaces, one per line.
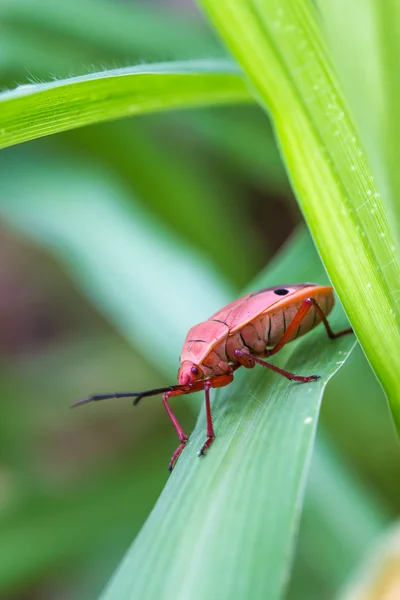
xmin=234 ymin=349 xmax=319 ymax=383
xmin=266 ymin=297 xmax=352 ymax=358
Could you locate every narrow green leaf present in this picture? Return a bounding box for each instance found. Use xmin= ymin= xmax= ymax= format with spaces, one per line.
xmin=100 ymin=231 xmax=356 ymax=600
xmin=199 ymin=0 xmax=400 ymax=433
xmin=0 ymin=60 xmax=251 ymax=149
xmin=318 ymin=1 xmax=400 ymax=260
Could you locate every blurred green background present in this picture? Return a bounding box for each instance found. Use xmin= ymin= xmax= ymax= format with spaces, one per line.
xmin=0 ymin=1 xmax=399 ymax=599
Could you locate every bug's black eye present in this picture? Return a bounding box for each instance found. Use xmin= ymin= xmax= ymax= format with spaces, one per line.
xmin=274 ymin=288 xmax=289 ymax=296
xmin=191 ymin=366 xmax=199 ymax=375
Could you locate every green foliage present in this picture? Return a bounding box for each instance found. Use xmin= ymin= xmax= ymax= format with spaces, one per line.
xmin=200 ymin=0 xmax=400 ymax=434
xmin=319 ymin=0 xmax=400 ymax=256
xmin=0 ymin=1 xmax=398 ymax=599
xmin=0 ymin=61 xmax=251 ymax=149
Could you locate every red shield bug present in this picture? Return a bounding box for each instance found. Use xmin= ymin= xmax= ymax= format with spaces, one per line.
xmin=73 ymin=283 xmax=352 ymax=471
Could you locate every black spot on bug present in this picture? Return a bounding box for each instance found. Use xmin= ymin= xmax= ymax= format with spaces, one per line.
xmin=274 ymin=288 xmax=289 ymax=296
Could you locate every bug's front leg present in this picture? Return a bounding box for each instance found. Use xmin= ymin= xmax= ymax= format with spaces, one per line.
xmin=166 ymin=373 xmax=234 ymax=471
xmin=198 ymin=381 xmax=213 ymax=457
xmin=163 ymin=382 xmax=206 ymax=471
xmin=197 ymin=372 xmax=234 ymax=459
xmin=162 ymin=389 xmax=190 ymax=472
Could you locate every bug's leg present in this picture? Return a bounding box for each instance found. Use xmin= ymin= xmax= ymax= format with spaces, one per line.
xmin=234 ymin=349 xmax=319 ymax=383
xmin=198 ymin=381 xmax=214 ymax=456
xmin=267 ymin=297 xmax=352 ymax=358
xmin=166 ymin=374 xmax=235 ymax=470
xmin=197 ymin=373 xmax=234 ymax=458
xmin=309 ymin=299 xmax=353 ymax=340
xmin=163 ymin=389 xmax=191 ymax=472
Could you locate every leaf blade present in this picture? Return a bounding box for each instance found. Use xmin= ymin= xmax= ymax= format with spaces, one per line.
xmin=0 ymin=60 xmax=251 ymax=149
xmin=100 ymin=231 xmax=356 ymax=600
xmin=199 ymin=0 xmax=400 ymax=433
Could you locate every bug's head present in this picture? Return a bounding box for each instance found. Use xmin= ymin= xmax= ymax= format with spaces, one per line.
xmin=178 ymin=361 xmax=204 ymax=386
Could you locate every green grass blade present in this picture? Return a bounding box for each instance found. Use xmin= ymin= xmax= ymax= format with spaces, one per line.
xmin=100 ymin=232 xmax=356 ymax=600
xmin=0 ymin=60 xmax=251 ymax=149
xmin=318 ymin=0 xmax=400 ymax=258
xmin=199 ymin=0 xmax=400 ymax=434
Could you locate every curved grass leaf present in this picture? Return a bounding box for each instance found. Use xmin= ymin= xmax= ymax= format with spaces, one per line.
xmin=100 ymin=232 xmax=356 ymax=600
xmin=318 ymin=0 xmax=400 ymax=257
xmin=199 ymin=0 xmax=400 ymax=435
xmin=0 ymin=60 xmax=251 ymax=149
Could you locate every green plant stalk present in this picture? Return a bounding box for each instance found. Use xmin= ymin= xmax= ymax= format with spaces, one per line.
xmin=0 ymin=60 xmax=252 ymax=149
xmin=199 ymin=0 xmax=400 ymax=433
xmin=318 ymin=0 xmax=400 ymax=264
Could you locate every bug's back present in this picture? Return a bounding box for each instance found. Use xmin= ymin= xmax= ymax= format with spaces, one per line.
xmin=225 ymin=284 xmax=333 ymax=358
xmin=180 ymin=283 xmax=334 ymax=377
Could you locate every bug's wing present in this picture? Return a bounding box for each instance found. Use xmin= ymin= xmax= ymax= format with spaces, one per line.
xmin=209 ymin=292 xmax=253 ymax=323
xmin=180 ymin=284 xmax=323 ymax=366
xmin=226 ymin=284 xmax=319 ymax=334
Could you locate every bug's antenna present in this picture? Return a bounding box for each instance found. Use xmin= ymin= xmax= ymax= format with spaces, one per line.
xmin=71 ymin=386 xmax=175 ymax=409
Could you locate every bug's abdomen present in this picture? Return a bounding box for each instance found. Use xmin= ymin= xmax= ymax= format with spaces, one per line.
xmin=226 ymin=289 xmax=334 ymax=360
